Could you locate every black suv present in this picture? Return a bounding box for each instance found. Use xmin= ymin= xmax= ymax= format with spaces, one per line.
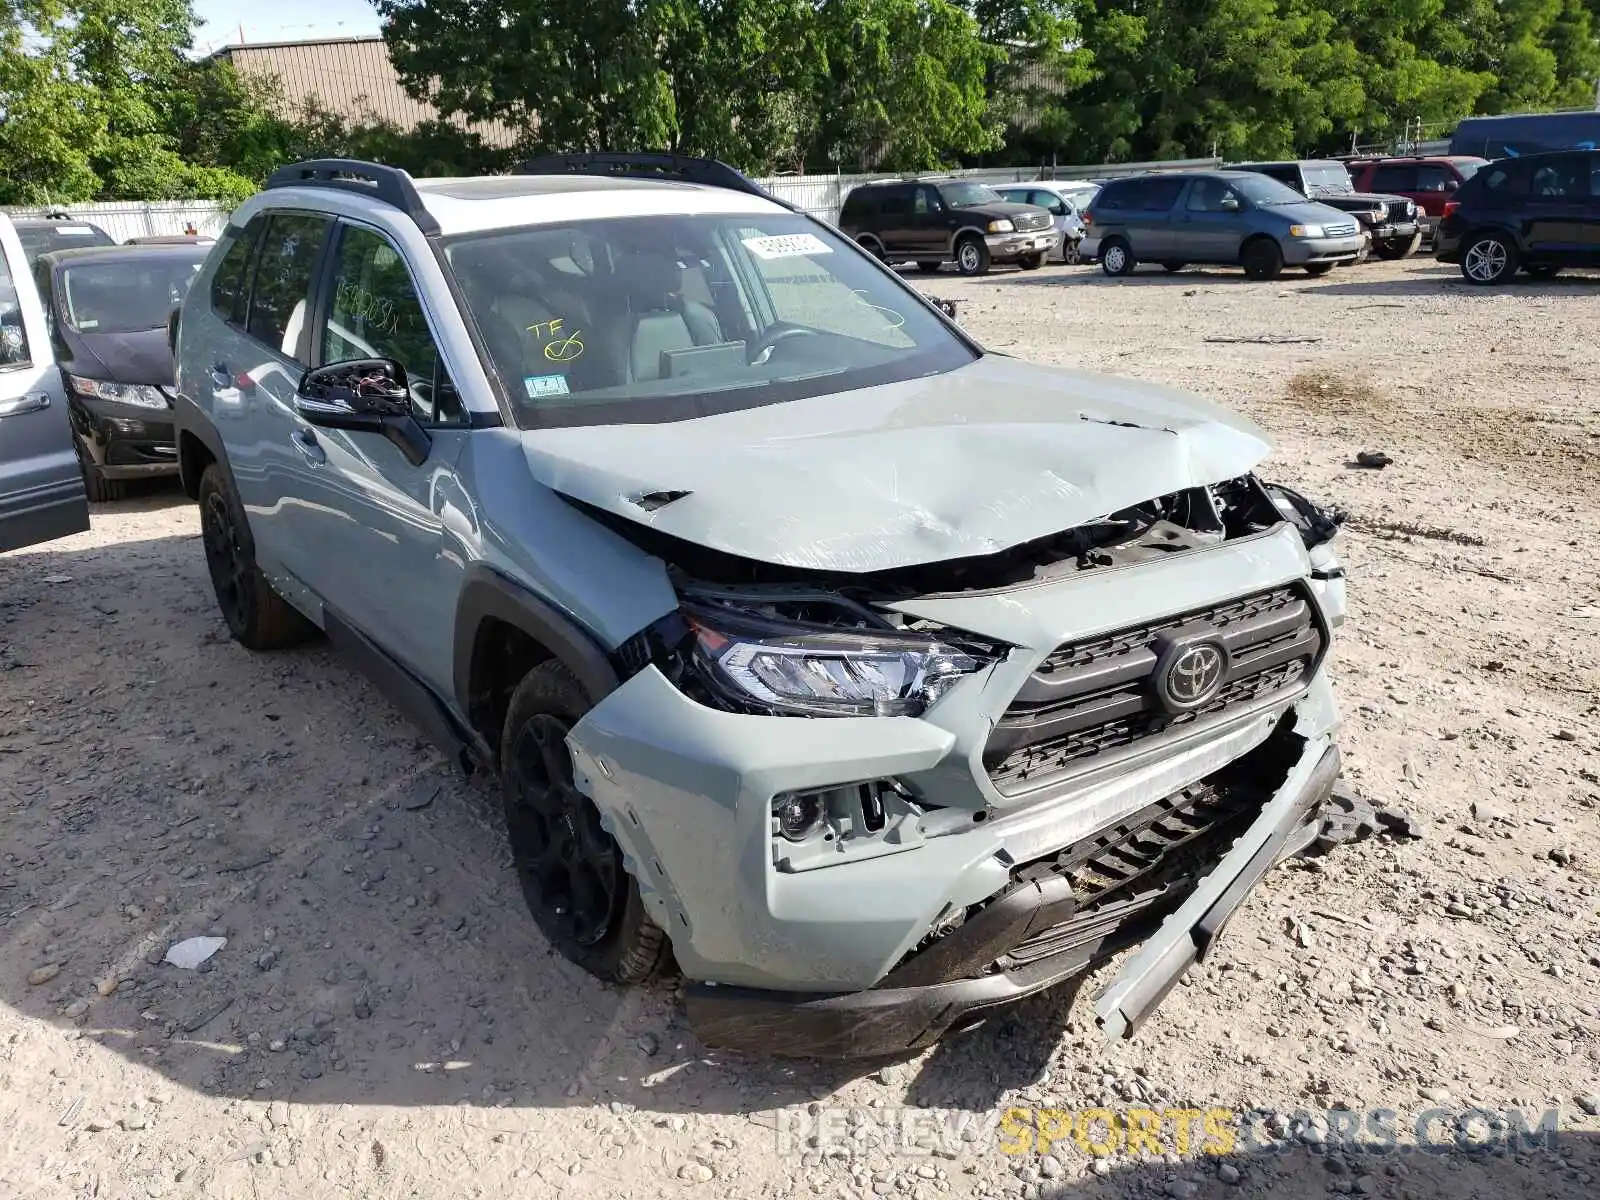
xmin=838 ymin=179 xmax=1058 ymax=275
xmin=1434 ymin=150 xmax=1600 ymax=284
xmin=1232 ymin=160 xmax=1421 ymax=259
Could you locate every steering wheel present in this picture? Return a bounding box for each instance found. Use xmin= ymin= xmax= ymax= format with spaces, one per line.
xmin=750 ymin=324 xmax=818 ymax=364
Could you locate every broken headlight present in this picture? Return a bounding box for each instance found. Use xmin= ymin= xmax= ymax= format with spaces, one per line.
xmin=683 ymin=603 xmax=985 ymax=717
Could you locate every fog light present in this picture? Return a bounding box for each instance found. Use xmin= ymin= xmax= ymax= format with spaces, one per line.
xmin=773 ymin=792 xmax=824 ymax=841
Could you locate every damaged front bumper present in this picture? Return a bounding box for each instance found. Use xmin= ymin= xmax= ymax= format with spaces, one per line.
xmin=683 ymin=732 xmax=1339 ymax=1058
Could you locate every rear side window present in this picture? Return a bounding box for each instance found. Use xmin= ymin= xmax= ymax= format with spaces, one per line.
xmin=245 ymin=213 xmax=329 ymax=363
xmin=840 ymin=189 xmax=874 ymax=221
xmin=209 ymin=221 xmax=260 ymax=325
xmin=1528 ymin=155 xmax=1588 ymax=198
xmin=1414 ymin=164 xmax=1455 ymax=192
xmin=1137 ymin=178 xmax=1185 ymax=211
xmin=1095 ymin=182 xmax=1134 ymax=211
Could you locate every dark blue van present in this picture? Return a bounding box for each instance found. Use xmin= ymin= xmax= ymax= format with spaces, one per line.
xmin=1450 ymin=111 xmax=1600 ymax=159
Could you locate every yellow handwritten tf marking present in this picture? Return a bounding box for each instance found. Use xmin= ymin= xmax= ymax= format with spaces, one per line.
xmin=526 ymin=318 xmax=565 ymax=339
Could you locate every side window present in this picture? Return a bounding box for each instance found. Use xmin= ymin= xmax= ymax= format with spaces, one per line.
xmin=245 ymin=213 xmax=329 ymax=363
xmin=1185 ymin=178 xmax=1234 ymax=212
xmin=1371 ymin=164 xmax=1418 ymax=192
xmin=880 ymin=186 xmax=913 ymax=220
xmin=1529 ymin=156 xmax=1586 ymax=197
xmin=914 ymin=186 xmax=942 ymax=215
xmin=1414 ymin=165 xmax=1453 ymax=192
xmin=1141 ymin=178 xmax=1185 ymax=211
xmin=0 ymin=246 xmax=30 ymax=368
xmin=209 ymin=220 xmax=261 ymax=325
xmin=1479 ymin=161 xmax=1526 ymax=199
xmin=1096 ymin=184 xmax=1129 ymax=211
xmin=320 ymin=224 xmax=461 ymax=425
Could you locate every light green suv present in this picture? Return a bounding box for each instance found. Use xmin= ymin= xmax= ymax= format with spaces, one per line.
xmin=172 ymin=154 xmax=1350 ymax=1057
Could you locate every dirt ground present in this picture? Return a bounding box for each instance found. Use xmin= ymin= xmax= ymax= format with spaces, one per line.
xmin=2 ymin=255 xmax=1597 ymax=1200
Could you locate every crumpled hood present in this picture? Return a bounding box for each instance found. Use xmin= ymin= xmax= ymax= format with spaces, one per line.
xmin=520 ymin=356 xmax=1272 ymax=573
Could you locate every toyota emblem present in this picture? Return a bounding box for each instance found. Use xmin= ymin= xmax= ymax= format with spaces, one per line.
xmin=1163 ymin=643 xmax=1226 ymax=708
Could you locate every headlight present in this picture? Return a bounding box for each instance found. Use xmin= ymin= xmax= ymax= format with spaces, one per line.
xmin=67 ymin=375 xmax=169 ymax=409
xmin=685 ymin=604 xmax=986 ymax=717
xmin=1405 ymin=200 xmax=1417 ymax=216
xmin=987 ymin=219 xmax=1015 ymax=233
xmin=1287 ymin=224 xmax=1324 ymax=238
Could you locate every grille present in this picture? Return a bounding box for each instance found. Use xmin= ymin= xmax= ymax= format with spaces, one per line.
xmin=1323 ymin=220 xmax=1359 ymax=238
xmin=986 ymin=585 xmax=1323 ymax=792
xmin=1383 ymin=200 xmax=1412 ymax=223
xmin=1013 ymin=211 xmax=1052 ymax=233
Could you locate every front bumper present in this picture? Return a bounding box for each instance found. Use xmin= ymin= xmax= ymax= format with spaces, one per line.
xmin=69 ymin=393 xmax=179 ymax=477
xmin=986 ymin=230 xmax=1060 ymax=261
xmin=1282 ymin=233 xmax=1365 ymax=265
xmin=1370 ymin=221 xmax=1420 ymax=242
xmin=687 ymin=736 xmax=1340 ymax=1057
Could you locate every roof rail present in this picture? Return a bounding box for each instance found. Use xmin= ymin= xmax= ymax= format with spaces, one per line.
xmin=265 ymin=158 xmax=440 ymax=236
xmin=515 ymin=152 xmax=799 ymax=212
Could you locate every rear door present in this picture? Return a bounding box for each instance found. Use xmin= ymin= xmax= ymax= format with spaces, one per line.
xmin=875 ymin=185 xmax=917 ymax=259
xmin=0 ymin=215 xmax=89 ymax=554
xmin=1125 ymin=177 xmax=1184 ymax=259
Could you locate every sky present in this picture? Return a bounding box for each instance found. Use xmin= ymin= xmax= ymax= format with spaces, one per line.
xmin=191 ymin=0 xmax=383 ymax=54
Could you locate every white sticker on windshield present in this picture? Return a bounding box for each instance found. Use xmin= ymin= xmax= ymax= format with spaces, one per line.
xmin=741 ymin=233 xmax=833 ymax=260
xmin=57 ymin=227 xmax=96 ymax=237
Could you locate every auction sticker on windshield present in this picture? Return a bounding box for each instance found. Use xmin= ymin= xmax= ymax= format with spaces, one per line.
xmin=742 ymin=233 xmax=833 ymax=260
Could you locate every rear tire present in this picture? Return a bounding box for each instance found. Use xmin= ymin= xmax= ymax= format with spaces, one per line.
xmin=1241 ymin=238 xmax=1284 ymax=281
xmin=197 ymin=463 xmax=315 ymax=651
xmin=955 ymin=235 xmax=990 ymax=276
xmin=856 ymin=236 xmax=885 ymax=260
xmin=1017 ymin=253 xmax=1043 ymax=271
xmin=1304 ymin=262 xmax=1335 ymax=276
xmin=1100 ymin=238 xmax=1135 ymax=276
xmin=915 ymin=261 xmax=942 ymax=274
xmin=1524 ymin=263 xmax=1561 ymax=279
xmin=1160 ymin=261 xmax=1187 ymax=274
xmin=1061 ymin=239 xmax=1081 ymax=265
xmin=500 ymin=661 xmax=669 ymax=986
xmin=1460 ymin=232 xmax=1516 ymax=285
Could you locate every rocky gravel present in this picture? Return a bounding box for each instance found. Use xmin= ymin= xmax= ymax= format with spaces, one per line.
xmin=1 ymin=255 xmax=1597 ymax=1198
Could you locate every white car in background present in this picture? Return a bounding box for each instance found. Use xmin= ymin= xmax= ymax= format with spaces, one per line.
xmin=996 ymin=182 xmax=1101 ymax=263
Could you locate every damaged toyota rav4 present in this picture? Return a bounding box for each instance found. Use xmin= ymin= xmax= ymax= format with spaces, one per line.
xmin=173 ymin=154 xmax=1349 ymax=1057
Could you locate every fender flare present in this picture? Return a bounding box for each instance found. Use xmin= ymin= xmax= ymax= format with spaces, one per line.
xmin=452 ymin=566 xmax=621 ymax=720
xmin=946 ymin=225 xmax=989 ymax=255
xmin=173 ymin=391 xmax=235 ymax=499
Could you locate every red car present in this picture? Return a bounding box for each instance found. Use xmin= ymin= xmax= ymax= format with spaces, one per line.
xmin=1343 ymin=157 xmax=1488 ymax=237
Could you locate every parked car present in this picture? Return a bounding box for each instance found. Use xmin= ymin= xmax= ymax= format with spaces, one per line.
xmin=1081 ymin=171 xmax=1363 ymax=280
xmin=173 ymin=153 xmax=1349 ymax=1058
xmin=1231 ymin=160 xmax=1422 ymax=259
xmin=1343 ymin=157 xmax=1487 ymax=240
xmin=33 ymin=244 xmax=206 ymax=499
xmin=1450 ymin=111 xmax=1600 ymax=159
xmin=13 ymin=213 xmax=117 ymax=266
xmin=0 ymin=215 xmax=91 ymax=553
xmin=126 ymin=234 xmax=217 ymax=247
xmin=838 ymin=177 xmax=1058 ymax=274
xmin=1434 ymin=149 xmax=1600 ymax=284
xmin=995 ymin=182 xmax=1097 ymax=263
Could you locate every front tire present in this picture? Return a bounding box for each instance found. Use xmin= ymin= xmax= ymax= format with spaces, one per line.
xmin=955 ymin=235 xmax=990 ymax=276
xmin=1372 ymin=232 xmax=1421 ymax=260
xmin=501 ymin=661 xmax=669 ymax=986
xmin=915 ymin=261 xmax=942 ymax=274
xmin=1304 ymin=262 xmax=1335 ymax=276
xmin=1017 ymin=253 xmax=1043 ymax=271
xmin=75 ymin=441 xmax=128 ymax=502
xmin=1460 ymin=232 xmax=1516 ymax=285
xmin=197 ymin=463 xmax=314 ymax=650
xmin=1524 ymin=263 xmax=1562 ymax=279
xmin=1061 ymin=239 xmax=1081 ymax=265
xmin=1242 ymin=238 xmax=1284 ymax=281
xmin=1100 ymin=238 xmax=1135 ymax=276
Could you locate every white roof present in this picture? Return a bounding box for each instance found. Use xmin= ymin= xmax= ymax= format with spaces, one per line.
xmin=413 ymin=175 xmax=785 ymax=236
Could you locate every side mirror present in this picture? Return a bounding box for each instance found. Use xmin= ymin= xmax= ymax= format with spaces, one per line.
xmin=167 ymin=306 xmax=181 ymax=357
xmin=295 ymin=358 xmax=431 ymax=465
xmin=1444 ymin=179 xmax=1459 ymax=192
xmin=1220 ymin=195 xmax=1242 ymax=212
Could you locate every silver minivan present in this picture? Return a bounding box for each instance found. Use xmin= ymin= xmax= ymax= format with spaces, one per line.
xmin=1081 ymin=171 xmax=1364 ymax=280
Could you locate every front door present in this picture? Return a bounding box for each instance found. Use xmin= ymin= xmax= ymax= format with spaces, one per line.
xmin=280 ymin=220 xmax=473 ymax=693
xmin=911 ymin=185 xmax=950 ymax=258
xmin=1173 ymin=178 xmax=1248 ymax=262
xmin=0 ymin=216 xmax=89 ymax=554
xmin=1522 ymin=154 xmax=1592 ymax=262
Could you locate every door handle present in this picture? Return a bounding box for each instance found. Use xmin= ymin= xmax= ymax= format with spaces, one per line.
xmin=0 ymin=392 xmax=50 ymax=418
xmin=290 ymin=428 xmax=326 ymax=466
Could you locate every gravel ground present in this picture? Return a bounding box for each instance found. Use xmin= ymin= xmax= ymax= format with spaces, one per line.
xmin=1 ymin=255 xmax=1597 ymax=1199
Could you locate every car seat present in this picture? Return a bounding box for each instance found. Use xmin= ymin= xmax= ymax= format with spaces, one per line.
xmin=622 ymin=252 xmax=724 ymax=382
